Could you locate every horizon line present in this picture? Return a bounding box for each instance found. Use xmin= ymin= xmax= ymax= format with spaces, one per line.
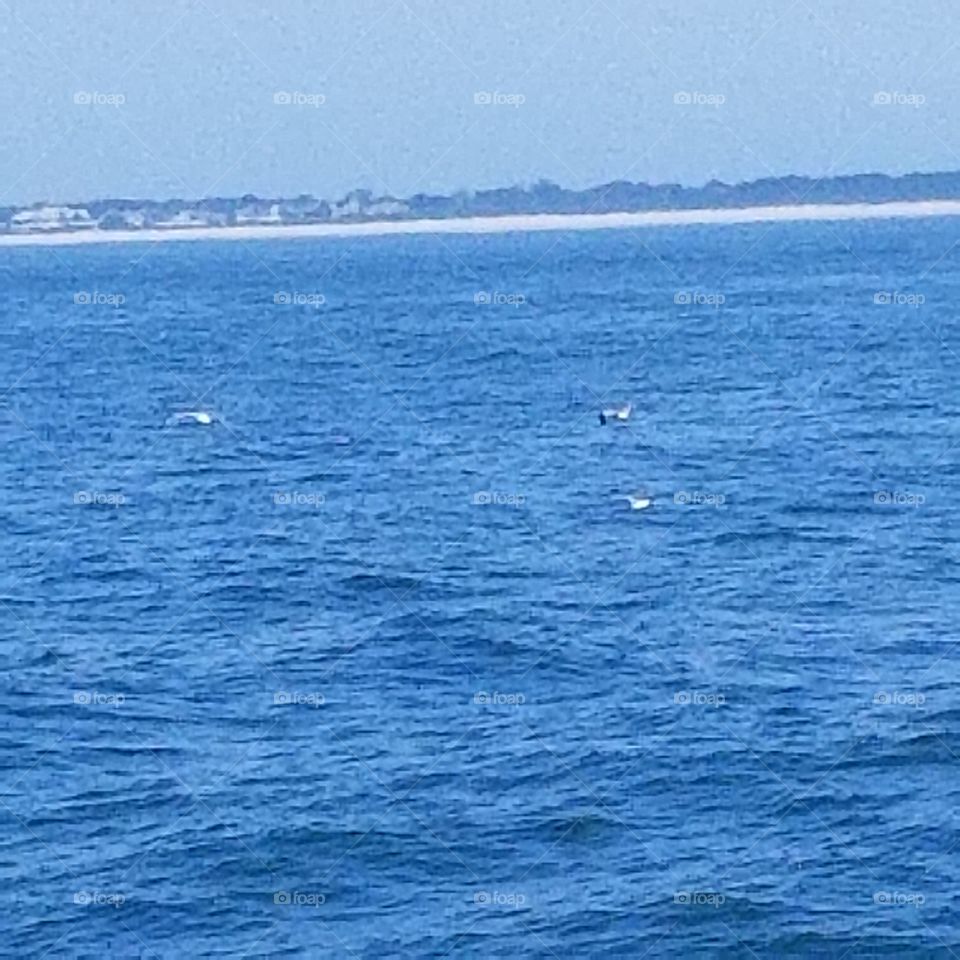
xmin=9 ymin=166 xmax=960 ymax=210
xmin=4 ymin=198 xmax=960 ymax=249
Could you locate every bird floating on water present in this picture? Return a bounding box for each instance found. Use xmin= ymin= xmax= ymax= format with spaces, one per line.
xmin=169 ymin=410 xmax=218 ymax=426
xmin=599 ymin=402 xmax=632 ymax=425
xmin=622 ymin=493 xmax=653 ymax=511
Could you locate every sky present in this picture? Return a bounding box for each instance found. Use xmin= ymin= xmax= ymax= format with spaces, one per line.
xmin=0 ymin=0 xmax=957 ymax=205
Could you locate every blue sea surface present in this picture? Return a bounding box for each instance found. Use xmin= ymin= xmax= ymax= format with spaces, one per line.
xmin=3 ymin=218 xmax=960 ymax=957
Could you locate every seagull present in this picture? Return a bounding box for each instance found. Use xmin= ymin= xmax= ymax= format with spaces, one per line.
xmin=169 ymin=410 xmax=217 ymax=426
xmin=622 ymin=493 xmax=653 ymax=511
xmin=599 ymin=402 xmax=632 ymax=425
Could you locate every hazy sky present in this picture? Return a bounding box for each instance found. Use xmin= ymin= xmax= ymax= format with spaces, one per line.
xmin=0 ymin=0 xmax=957 ymax=204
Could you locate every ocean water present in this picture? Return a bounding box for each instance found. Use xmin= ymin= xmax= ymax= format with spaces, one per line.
xmin=3 ymin=218 xmax=960 ymax=958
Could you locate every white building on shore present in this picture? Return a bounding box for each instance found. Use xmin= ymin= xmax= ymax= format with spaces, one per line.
xmin=236 ymin=202 xmax=282 ymax=225
xmin=153 ymin=209 xmax=217 ymax=229
xmin=11 ymin=206 xmax=96 ymax=232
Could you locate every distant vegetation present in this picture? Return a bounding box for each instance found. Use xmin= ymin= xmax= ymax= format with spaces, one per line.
xmin=5 ymin=170 xmax=960 ymax=234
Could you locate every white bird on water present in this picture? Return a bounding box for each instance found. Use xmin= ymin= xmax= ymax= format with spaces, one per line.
xmin=622 ymin=493 xmax=653 ymax=511
xmin=169 ymin=410 xmax=218 ymax=426
xmin=599 ymin=402 xmax=632 ymax=425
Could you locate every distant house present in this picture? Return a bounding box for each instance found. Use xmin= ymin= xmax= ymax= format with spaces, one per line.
xmin=236 ymin=202 xmax=282 ymax=225
xmin=98 ymin=210 xmax=147 ymax=230
xmin=277 ymin=194 xmax=327 ymax=222
xmin=366 ymin=199 xmax=409 ymax=219
xmin=330 ymin=190 xmax=369 ymax=220
xmin=11 ymin=205 xmax=95 ymax=232
xmin=153 ymin=209 xmax=215 ymax=229
xmin=329 ymin=191 xmax=408 ymax=221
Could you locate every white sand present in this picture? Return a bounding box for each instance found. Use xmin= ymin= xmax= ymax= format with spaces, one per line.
xmin=3 ymin=198 xmax=960 ymax=248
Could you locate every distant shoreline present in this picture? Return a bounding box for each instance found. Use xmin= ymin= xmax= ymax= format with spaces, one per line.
xmin=3 ymin=198 xmax=960 ymax=248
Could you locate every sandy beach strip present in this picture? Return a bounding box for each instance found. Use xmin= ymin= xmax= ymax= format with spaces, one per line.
xmin=3 ymin=198 xmax=960 ymax=248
